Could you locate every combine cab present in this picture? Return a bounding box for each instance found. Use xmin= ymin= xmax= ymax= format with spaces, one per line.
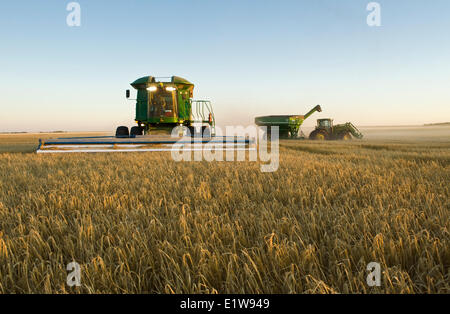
xmin=122 ymin=76 xmax=215 ymax=137
xmin=309 ymin=119 xmax=363 ymax=140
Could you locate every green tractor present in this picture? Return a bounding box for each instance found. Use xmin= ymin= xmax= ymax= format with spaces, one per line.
xmin=309 ymin=119 xmax=363 ymax=140
xmin=118 ymin=75 xmax=215 ymax=137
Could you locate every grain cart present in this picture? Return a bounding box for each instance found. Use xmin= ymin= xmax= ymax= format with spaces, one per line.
xmin=309 ymin=119 xmax=363 ymax=140
xmin=36 ymin=75 xmax=254 ymax=153
xmin=254 ymin=105 xmax=322 ymax=138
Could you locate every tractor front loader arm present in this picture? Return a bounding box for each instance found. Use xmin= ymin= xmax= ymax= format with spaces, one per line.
xmin=345 ymin=122 xmax=364 ymax=139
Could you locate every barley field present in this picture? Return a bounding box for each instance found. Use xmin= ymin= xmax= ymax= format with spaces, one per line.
xmin=0 ymin=128 xmax=448 ymax=293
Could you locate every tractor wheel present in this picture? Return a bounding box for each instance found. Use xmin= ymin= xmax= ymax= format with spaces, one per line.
xmin=115 ymin=126 xmax=129 ymax=138
xmin=339 ymin=131 xmax=352 ymax=141
xmin=309 ymin=129 xmax=328 ymax=140
xmin=130 ymin=126 xmax=143 ymax=137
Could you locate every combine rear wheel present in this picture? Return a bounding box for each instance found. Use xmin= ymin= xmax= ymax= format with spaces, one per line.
xmin=188 ymin=126 xmax=209 ymax=137
xmin=201 ymin=126 xmax=208 ymax=137
xmin=309 ymin=129 xmax=328 ymax=140
xmin=188 ymin=126 xmax=196 ymax=137
xmin=202 ymin=126 xmax=213 ymax=138
xmin=115 ymin=126 xmax=129 ymax=138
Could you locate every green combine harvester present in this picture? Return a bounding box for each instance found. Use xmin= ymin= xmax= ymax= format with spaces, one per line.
xmin=121 ymin=76 xmax=215 ymax=137
xmin=36 ymin=75 xmax=254 ymax=153
xmin=255 ymin=105 xmax=322 ymax=138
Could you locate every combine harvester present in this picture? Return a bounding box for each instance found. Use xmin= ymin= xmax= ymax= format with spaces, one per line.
xmin=37 ymin=76 xmax=254 ymax=153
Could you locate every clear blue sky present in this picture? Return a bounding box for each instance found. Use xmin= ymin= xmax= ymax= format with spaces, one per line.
xmin=0 ymin=0 xmax=449 ymax=131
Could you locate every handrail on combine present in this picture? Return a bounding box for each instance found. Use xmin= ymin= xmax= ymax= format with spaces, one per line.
xmin=190 ymin=100 xmax=216 ymax=133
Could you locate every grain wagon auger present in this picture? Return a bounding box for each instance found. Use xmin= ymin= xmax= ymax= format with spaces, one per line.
xmin=36 ymin=76 xmax=255 ymax=153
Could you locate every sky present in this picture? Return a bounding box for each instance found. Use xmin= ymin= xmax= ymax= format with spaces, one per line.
xmin=0 ymin=0 xmax=449 ymax=132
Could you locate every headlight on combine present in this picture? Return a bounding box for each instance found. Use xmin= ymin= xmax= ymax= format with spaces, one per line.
xmin=147 ymin=86 xmax=157 ymax=92
xmin=166 ymin=87 xmax=176 ymax=91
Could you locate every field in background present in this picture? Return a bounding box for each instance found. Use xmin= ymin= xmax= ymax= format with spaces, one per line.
xmin=359 ymin=125 xmax=450 ymax=142
xmin=299 ymin=125 xmax=450 ymax=142
xmin=0 ymin=126 xmax=448 ymax=293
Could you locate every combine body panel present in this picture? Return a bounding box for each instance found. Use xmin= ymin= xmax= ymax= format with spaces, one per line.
xmin=255 ymin=105 xmax=322 ymax=138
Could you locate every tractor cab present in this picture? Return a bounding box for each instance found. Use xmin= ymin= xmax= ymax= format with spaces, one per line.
xmin=308 ymin=118 xmax=333 ymax=140
xmin=317 ymin=118 xmax=333 ymax=130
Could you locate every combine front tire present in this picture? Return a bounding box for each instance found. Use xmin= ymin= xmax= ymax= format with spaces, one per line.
xmin=130 ymin=126 xmax=143 ymax=137
xmin=115 ymin=126 xmax=129 ymax=138
xmin=202 ymin=126 xmax=213 ymax=138
xmin=188 ymin=126 xmax=204 ymax=137
xmin=309 ymin=130 xmax=328 ymax=140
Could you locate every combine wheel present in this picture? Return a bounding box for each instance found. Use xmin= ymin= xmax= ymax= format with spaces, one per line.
xmin=188 ymin=126 xmax=196 ymax=137
xmin=309 ymin=129 xmax=328 ymax=140
xmin=115 ymin=126 xmax=129 ymax=138
xmin=201 ymin=126 xmax=208 ymax=137
xmin=202 ymin=126 xmax=213 ymax=138
xmin=130 ymin=126 xmax=143 ymax=137
xmin=171 ymin=125 xmax=185 ymax=137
